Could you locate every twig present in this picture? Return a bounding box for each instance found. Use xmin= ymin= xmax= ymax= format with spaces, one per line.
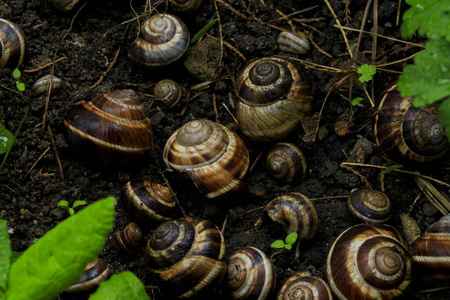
xmin=323 ymin=0 xmax=353 ymax=58
xmin=206 ymin=33 xmax=247 ymax=61
xmin=249 ymin=148 xmax=265 ymax=175
xmin=47 ymin=126 xmax=64 ymax=180
xmin=213 ymin=94 xmax=219 ymax=122
xmin=23 ymin=147 xmax=51 ymax=180
xmin=90 ymin=47 xmax=121 ymax=89
xmin=23 ymin=57 xmax=67 ymax=73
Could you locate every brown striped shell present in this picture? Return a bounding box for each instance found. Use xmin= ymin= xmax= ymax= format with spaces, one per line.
xmin=235 ymin=56 xmax=314 ymax=142
xmin=128 ymin=14 xmax=190 ymax=68
xmin=64 ymin=89 xmax=154 ymax=166
xmin=163 ymin=119 xmax=250 ymax=199
xmin=412 ymin=213 xmax=450 ymax=288
xmin=112 ymin=222 xmax=143 ymax=253
xmin=0 ymin=18 xmax=27 ymax=69
xmin=154 ymin=79 xmax=184 ymax=108
xmin=347 ymin=188 xmax=392 ymax=224
xmin=32 ymin=74 xmax=63 ymax=96
xmin=326 ymin=224 xmax=413 ymax=300
xmin=47 ymin=0 xmax=80 ymax=12
xmin=265 ymin=193 xmax=318 ymax=240
xmin=277 ymin=31 xmax=310 ymax=55
xmin=170 ymin=0 xmax=204 ymax=14
xmin=121 ymin=180 xmax=181 ymax=223
xmin=226 ymin=246 xmax=276 ymax=300
xmin=266 ymin=143 xmax=307 ymax=183
xmin=277 ymin=271 xmax=332 ymax=300
xmin=145 ymin=217 xmax=227 ymax=299
xmin=65 ymin=258 xmax=110 ymax=294
xmin=373 ymin=83 xmax=449 ymax=163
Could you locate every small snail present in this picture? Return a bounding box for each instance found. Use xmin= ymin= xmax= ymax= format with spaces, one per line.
xmin=0 ymin=18 xmax=27 ymax=69
xmin=347 ymin=188 xmax=392 ymax=224
xmin=235 ymin=56 xmax=314 ymax=142
xmin=121 ymin=180 xmax=182 ymax=223
xmin=154 ymin=79 xmax=184 ymax=108
xmin=277 ymin=31 xmax=310 ymax=55
xmin=112 ymin=222 xmax=143 ymax=253
xmin=326 ymin=223 xmax=412 ymax=299
xmin=64 ymin=89 xmax=154 ymax=167
xmin=266 ymin=143 xmax=307 ymax=183
xmin=65 ymin=258 xmax=110 ymax=294
xmin=373 ymin=83 xmax=449 ymax=163
xmin=32 ymin=74 xmax=63 ymax=96
xmin=227 ymin=246 xmax=276 ymax=300
xmin=145 ymin=216 xmax=227 ymax=298
xmin=277 ymin=271 xmax=332 ymax=300
xmin=128 ymin=14 xmax=190 ymax=68
xmin=47 ymin=0 xmax=81 ymax=12
xmin=411 ymin=213 xmax=450 ymax=288
xmin=163 ymin=119 xmax=250 ymax=199
xmin=170 ymin=0 xmax=204 ymax=14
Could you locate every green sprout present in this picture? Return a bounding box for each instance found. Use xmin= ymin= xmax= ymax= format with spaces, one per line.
xmin=12 ymin=68 xmax=25 ymax=92
xmin=357 ymin=64 xmax=376 ymax=83
xmin=0 ymin=107 xmax=28 ymax=169
xmin=57 ymin=200 xmax=87 ymax=216
xmin=379 ymin=164 xmax=404 ymax=176
xmin=350 ymin=97 xmax=364 ymax=106
xmin=191 ymin=19 xmax=219 ymax=44
xmin=271 ymin=232 xmax=298 ymax=251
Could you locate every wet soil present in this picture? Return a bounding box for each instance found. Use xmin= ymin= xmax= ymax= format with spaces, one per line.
xmin=0 ymin=0 xmax=449 ymax=299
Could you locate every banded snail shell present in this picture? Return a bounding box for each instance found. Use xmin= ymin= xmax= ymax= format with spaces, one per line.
xmin=277 ymin=271 xmax=332 ymax=300
xmin=266 ymin=143 xmax=307 ymax=183
xmin=0 ymin=18 xmax=26 ymax=69
xmin=277 ymin=31 xmax=310 ymax=55
xmin=112 ymin=222 xmax=143 ymax=253
xmin=347 ymin=188 xmax=392 ymax=224
xmin=65 ymin=258 xmax=110 ymax=294
xmin=32 ymin=74 xmax=63 ymax=96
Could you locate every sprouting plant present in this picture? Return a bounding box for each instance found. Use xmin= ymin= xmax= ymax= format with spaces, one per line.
xmin=12 ymin=68 xmax=25 ymax=92
xmin=191 ymin=19 xmax=219 ymax=44
xmin=271 ymin=232 xmax=298 ymax=251
xmin=57 ymin=200 xmax=87 ymax=216
xmin=0 ymin=107 xmax=28 ymax=169
xmin=357 ymin=64 xmax=377 ymax=83
xmin=350 ymin=97 xmax=364 ymax=106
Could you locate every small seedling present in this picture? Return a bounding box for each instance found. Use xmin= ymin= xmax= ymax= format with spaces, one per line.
xmin=350 ymin=97 xmax=364 ymax=106
xmin=13 ymin=68 xmax=25 ymax=92
xmin=379 ymin=164 xmax=404 ymax=176
xmin=0 ymin=107 xmax=28 ymax=169
xmin=357 ymin=64 xmax=376 ymax=83
xmin=191 ymin=19 xmax=219 ymax=44
xmin=57 ymin=200 xmax=87 ymax=216
xmin=271 ymin=232 xmax=298 ymax=251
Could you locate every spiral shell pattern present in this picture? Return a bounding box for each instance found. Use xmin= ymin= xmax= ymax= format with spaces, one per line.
xmin=65 ymin=258 xmax=110 ymax=293
xmin=112 ymin=222 xmax=143 ymax=253
xmin=0 ymin=18 xmax=26 ymax=69
xmin=277 ymin=271 xmax=332 ymax=300
xmin=266 ymin=143 xmax=307 ymax=183
xmin=154 ymin=79 xmax=183 ymax=107
xmin=33 ymin=74 xmax=63 ymax=96
xmin=347 ymin=188 xmax=392 ymax=224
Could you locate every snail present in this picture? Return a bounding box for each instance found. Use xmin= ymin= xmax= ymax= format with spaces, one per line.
xmin=373 ymin=83 xmax=449 ymax=163
xmin=47 ymin=0 xmax=81 ymax=12
xmin=326 ymin=223 xmax=413 ymax=299
xmin=128 ymin=14 xmax=190 ymax=68
xmin=32 ymin=74 xmax=63 ymax=96
xmin=163 ymin=119 xmax=250 ymax=199
xmin=65 ymin=258 xmax=110 ymax=294
xmin=347 ymin=188 xmax=392 ymax=224
xmin=411 ymin=213 xmax=450 ymax=288
xmin=121 ymin=180 xmax=182 ymax=223
xmin=277 ymin=271 xmax=332 ymax=300
xmin=112 ymin=222 xmax=143 ymax=253
xmin=266 ymin=143 xmax=307 ymax=183
xmin=0 ymin=18 xmax=27 ymax=69
xmin=154 ymin=79 xmax=184 ymax=108
xmin=169 ymin=0 xmax=204 ymax=14
xmin=235 ymin=56 xmax=314 ymax=142
xmin=226 ymin=246 xmax=276 ymax=300
xmin=145 ymin=216 xmax=227 ymax=298
xmin=64 ymin=89 xmax=154 ymax=167
xmin=277 ymin=31 xmax=310 ymax=55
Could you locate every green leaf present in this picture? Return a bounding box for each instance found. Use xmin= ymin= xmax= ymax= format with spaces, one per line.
xmin=285 ymin=244 xmax=292 ymax=250
xmin=285 ymin=232 xmax=298 ymax=245
xmin=12 ymin=69 xmax=21 ymax=80
xmin=0 ymin=220 xmax=11 ymax=298
xmin=89 ymin=271 xmax=150 ymax=300
xmin=9 ymin=252 xmax=22 ymax=264
xmin=438 ymin=99 xmax=450 ymax=141
xmin=351 ymin=97 xmax=364 ymax=106
xmin=357 ymin=64 xmax=377 ymax=83
xmin=379 ymin=164 xmax=404 ymax=176
xmin=270 ymin=240 xmax=286 ymax=249
xmin=16 ymin=82 xmax=25 ymax=92
xmin=0 ymin=126 xmax=14 ymax=155
xmin=191 ymin=19 xmax=219 ymax=44
xmin=6 ymin=197 xmax=115 ymax=300
xmin=0 ymin=107 xmax=28 ymax=169
xmin=68 ymin=208 xmax=74 ymax=216
xmin=73 ymin=200 xmax=87 ymax=208
xmin=398 ymin=38 xmax=450 ymax=107
xmin=57 ymin=200 xmax=69 ymax=208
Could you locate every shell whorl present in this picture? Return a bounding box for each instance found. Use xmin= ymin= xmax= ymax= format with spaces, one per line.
xmin=277 ymin=271 xmax=332 ymax=300
xmin=347 ymin=188 xmax=392 ymax=224
xmin=0 ymin=18 xmax=26 ymax=69
xmin=266 ymin=143 xmax=307 ymax=183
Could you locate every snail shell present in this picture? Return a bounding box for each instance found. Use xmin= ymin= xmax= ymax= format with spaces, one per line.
xmin=373 ymin=83 xmax=449 ymax=163
xmin=170 ymin=0 xmax=204 ymax=14
xmin=347 ymin=188 xmax=392 ymax=224
xmin=112 ymin=222 xmax=143 ymax=253
xmin=411 ymin=213 xmax=450 ymax=288
xmin=266 ymin=143 xmax=307 ymax=183
xmin=326 ymin=223 xmax=413 ymax=300
xmin=154 ymin=79 xmax=184 ymax=108
xmin=226 ymin=246 xmax=276 ymax=300
xmin=235 ymin=56 xmax=314 ymax=142
xmin=163 ymin=119 xmax=250 ymax=199
xmin=64 ymin=89 xmax=154 ymax=166
xmin=32 ymin=74 xmax=63 ymax=96
xmin=65 ymin=258 xmax=110 ymax=294
xmin=145 ymin=216 xmax=227 ymax=298
xmin=121 ymin=180 xmax=181 ymax=223
xmin=265 ymin=192 xmax=318 ymax=240
xmin=128 ymin=14 xmax=190 ymax=68
xmin=277 ymin=271 xmax=332 ymax=300
xmin=47 ymin=0 xmax=80 ymax=12
xmin=277 ymin=31 xmax=310 ymax=55
xmin=0 ymin=18 xmax=27 ymax=69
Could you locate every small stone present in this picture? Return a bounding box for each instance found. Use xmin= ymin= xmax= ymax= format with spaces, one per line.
xmin=422 ymin=203 xmax=438 ymax=217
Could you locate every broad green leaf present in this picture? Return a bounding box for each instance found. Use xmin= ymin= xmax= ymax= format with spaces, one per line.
xmin=379 ymin=164 xmax=404 ymax=176
xmin=270 ymin=240 xmax=286 ymax=249
xmin=438 ymin=99 xmax=450 ymax=140
xmin=89 ymin=271 xmax=150 ymax=300
xmin=191 ymin=19 xmax=218 ymax=44
xmin=57 ymin=200 xmax=69 ymax=208
xmin=6 ymin=197 xmax=115 ymax=300
xmin=285 ymin=232 xmax=298 ymax=245
xmin=12 ymin=69 xmax=21 ymax=80
xmin=9 ymin=252 xmax=22 ymax=264
xmin=16 ymin=82 xmax=25 ymax=92
xmin=351 ymin=97 xmax=364 ymax=106
xmin=73 ymin=200 xmax=87 ymax=208
xmin=0 ymin=220 xmax=11 ymax=298
xmin=0 ymin=126 xmax=14 ymax=155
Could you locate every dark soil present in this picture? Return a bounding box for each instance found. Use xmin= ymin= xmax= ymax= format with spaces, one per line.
xmin=1 ymin=0 xmax=449 ymax=299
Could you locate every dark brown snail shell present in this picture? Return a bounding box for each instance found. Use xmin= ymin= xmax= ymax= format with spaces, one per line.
xmin=373 ymin=83 xmax=449 ymax=163
xmin=226 ymin=246 xmax=276 ymax=300
xmin=411 ymin=213 xmax=450 ymax=288
xmin=47 ymin=0 xmax=80 ymax=12
xmin=277 ymin=271 xmax=332 ymax=300
xmin=121 ymin=180 xmax=181 ymax=223
xmin=170 ymin=0 xmax=204 ymax=14
xmin=154 ymin=79 xmax=184 ymax=108
xmin=64 ymin=89 xmax=154 ymax=167
xmin=0 ymin=18 xmax=27 ymax=69
xmin=163 ymin=119 xmax=250 ymax=199
xmin=326 ymin=223 xmax=412 ymax=299
xmin=145 ymin=216 xmax=227 ymax=298
xmin=235 ymin=56 xmax=314 ymax=142
xmin=266 ymin=143 xmax=307 ymax=183
xmin=65 ymin=258 xmax=110 ymax=294
xmin=112 ymin=222 xmax=143 ymax=253
xmin=128 ymin=14 xmax=190 ymax=68
xmin=347 ymin=188 xmax=392 ymax=224
xmin=32 ymin=74 xmax=63 ymax=96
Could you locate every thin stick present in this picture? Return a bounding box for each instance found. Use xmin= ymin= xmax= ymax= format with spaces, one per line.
xmin=47 ymin=126 xmax=64 ymax=180
xmin=90 ymin=47 xmax=121 ymax=89
xmin=222 ymin=103 xmax=238 ymax=124
xmin=213 ymin=94 xmax=219 ymax=122
xmin=212 ymin=0 xmax=224 ymax=67
xmin=354 ymin=0 xmax=373 ymax=59
xmin=249 ymin=148 xmax=265 ymax=175
xmin=361 ymin=83 xmax=375 ymax=107
xmin=23 ymin=57 xmax=67 ymax=73
xmin=323 ymin=0 xmax=353 ymax=58
xmin=23 ymin=147 xmax=51 ymax=180
xmin=310 ymin=195 xmax=347 ymax=200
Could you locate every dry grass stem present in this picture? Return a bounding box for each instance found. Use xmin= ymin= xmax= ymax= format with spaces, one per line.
xmin=414 ymin=177 xmax=450 ymax=215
